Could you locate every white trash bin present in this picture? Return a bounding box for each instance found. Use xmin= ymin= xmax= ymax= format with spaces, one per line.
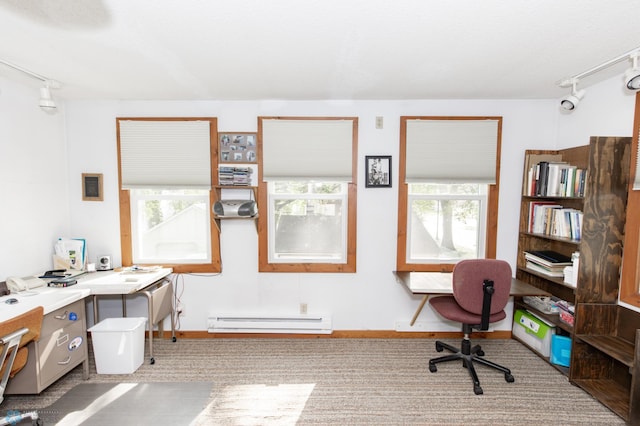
xmin=89 ymin=317 xmax=146 ymax=374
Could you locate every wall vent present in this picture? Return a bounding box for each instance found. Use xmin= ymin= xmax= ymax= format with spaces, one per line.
xmin=207 ymin=314 xmax=332 ymax=334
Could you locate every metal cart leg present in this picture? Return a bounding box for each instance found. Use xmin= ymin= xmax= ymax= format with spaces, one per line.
xmin=142 ymin=278 xmax=176 ymax=364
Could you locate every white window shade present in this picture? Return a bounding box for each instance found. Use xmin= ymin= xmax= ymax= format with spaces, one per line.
xmin=262 ymin=119 xmax=354 ymax=181
xmin=406 ymin=119 xmax=499 ymax=183
xmin=119 ymin=120 xmax=211 ymax=189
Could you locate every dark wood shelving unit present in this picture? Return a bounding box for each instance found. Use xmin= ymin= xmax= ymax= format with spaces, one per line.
xmin=516 ymin=137 xmax=640 ymax=424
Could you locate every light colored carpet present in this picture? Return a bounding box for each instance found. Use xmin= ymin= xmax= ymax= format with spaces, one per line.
xmin=0 ymin=338 xmax=626 ymax=425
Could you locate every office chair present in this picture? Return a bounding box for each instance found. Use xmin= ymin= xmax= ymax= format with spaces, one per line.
xmin=0 ymin=306 xmax=43 ymax=425
xmin=428 ymin=259 xmax=514 ymax=395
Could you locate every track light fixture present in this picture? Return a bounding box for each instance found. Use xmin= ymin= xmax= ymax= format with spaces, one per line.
xmin=0 ymin=58 xmax=61 ymax=114
xmin=557 ymin=47 xmax=640 ymax=111
xmin=39 ymin=83 xmax=57 ymax=113
xmin=559 ymin=79 xmax=585 ymax=111
xmin=625 ymin=51 xmax=640 ymax=91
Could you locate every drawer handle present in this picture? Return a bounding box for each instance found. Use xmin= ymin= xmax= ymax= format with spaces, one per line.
xmin=57 ymin=334 xmax=69 ymax=346
xmin=55 ymin=311 xmax=68 ymax=320
xmin=58 ymin=356 xmax=71 ymax=365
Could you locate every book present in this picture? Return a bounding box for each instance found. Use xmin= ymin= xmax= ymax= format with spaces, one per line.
xmin=531 ymin=203 xmax=562 ymax=234
xmin=525 ymin=261 xmax=566 ymax=277
xmin=524 ymin=250 xmax=572 ymax=267
xmin=536 ymin=161 xmax=549 ymax=196
xmin=528 ymin=201 xmax=560 ymax=233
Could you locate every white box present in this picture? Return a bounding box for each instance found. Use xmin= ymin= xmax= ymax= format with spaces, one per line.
xmin=89 ymin=317 xmax=146 ymax=374
xmin=513 ymin=309 xmax=556 ymax=357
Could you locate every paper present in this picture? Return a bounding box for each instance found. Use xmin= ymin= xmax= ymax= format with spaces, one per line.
xmin=54 ymin=238 xmax=87 ymax=270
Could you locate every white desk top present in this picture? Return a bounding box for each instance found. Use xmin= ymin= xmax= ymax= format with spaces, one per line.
xmin=74 ymin=267 xmax=173 ymax=295
xmin=0 ymin=286 xmax=90 ymax=322
xmin=394 ymin=271 xmax=549 ymax=296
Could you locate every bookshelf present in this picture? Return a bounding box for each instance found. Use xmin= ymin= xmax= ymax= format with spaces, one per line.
xmin=515 ymin=145 xmax=587 ymax=354
xmin=516 ymin=137 xmax=640 ymax=424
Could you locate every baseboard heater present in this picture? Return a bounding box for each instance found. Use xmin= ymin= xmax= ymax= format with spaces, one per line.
xmin=207 ymin=314 xmax=332 ymax=334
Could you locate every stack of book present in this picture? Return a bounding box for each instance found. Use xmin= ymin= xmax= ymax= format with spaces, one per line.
xmin=524 ymin=160 xmax=587 ymax=197
xmin=218 ymin=166 xmax=236 ymax=186
xmin=232 ymin=166 xmax=252 ymax=186
xmin=218 ymin=166 xmax=253 ymax=186
xmin=524 ymin=250 xmax=573 ymax=277
xmin=526 ymin=201 xmax=583 ymax=240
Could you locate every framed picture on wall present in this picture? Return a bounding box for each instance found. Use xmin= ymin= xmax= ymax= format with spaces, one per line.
xmin=82 ymin=173 xmax=103 ymax=201
xmin=219 ymin=132 xmax=257 ymax=163
xmin=365 ymin=155 xmax=392 ymax=188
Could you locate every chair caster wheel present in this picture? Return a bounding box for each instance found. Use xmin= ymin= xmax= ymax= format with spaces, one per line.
xmin=477 ymin=350 xmax=485 ymax=356
xmin=172 ymin=336 xmax=177 ymax=342
xmin=435 ymin=343 xmax=444 ymax=352
xmin=474 ymin=385 xmax=483 ymax=395
xmin=429 ymin=363 xmax=437 ymax=373
xmin=505 ymin=373 xmax=514 ymax=383
xmin=150 ymin=357 xmax=155 ymax=365
xmin=34 ymin=419 xmax=44 ymax=426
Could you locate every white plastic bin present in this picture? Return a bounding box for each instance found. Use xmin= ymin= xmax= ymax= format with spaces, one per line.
xmin=89 ymin=317 xmax=146 ymax=374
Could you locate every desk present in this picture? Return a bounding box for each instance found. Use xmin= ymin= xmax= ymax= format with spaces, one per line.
xmin=394 ymin=271 xmax=549 ymax=326
xmin=75 ymin=267 xmax=174 ymax=364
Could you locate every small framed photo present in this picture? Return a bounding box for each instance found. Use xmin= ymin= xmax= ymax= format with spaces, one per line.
xmin=365 ymin=156 xmax=392 ymax=188
xmin=219 ymin=132 xmax=257 ymax=163
xmin=82 ymin=173 xmax=103 ymax=201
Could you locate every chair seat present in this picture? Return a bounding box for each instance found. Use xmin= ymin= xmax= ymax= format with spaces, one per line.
xmin=430 ymin=295 xmax=506 ymax=325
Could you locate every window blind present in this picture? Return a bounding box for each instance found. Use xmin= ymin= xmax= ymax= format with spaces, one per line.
xmin=119 ymin=120 xmax=211 ymax=189
xmin=262 ymin=119 xmax=354 ymax=181
xmin=405 ymin=119 xmax=499 ymax=183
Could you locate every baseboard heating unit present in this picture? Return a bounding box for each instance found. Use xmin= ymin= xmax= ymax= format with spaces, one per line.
xmin=207 ymin=314 xmax=332 ymax=334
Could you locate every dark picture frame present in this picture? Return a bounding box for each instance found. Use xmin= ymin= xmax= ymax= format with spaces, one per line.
xmin=219 ymin=132 xmax=258 ymax=163
xmin=82 ymin=173 xmax=103 ymax=201
xmin=365 ymin=155 xmax=392 ymax=188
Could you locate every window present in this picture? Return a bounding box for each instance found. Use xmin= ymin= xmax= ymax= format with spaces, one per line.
xmin=407 ymin=183 xmax=487 ymax=263
xmin=268 ymin=181 xmax=348 ymax=263
xmin=117 ymin=118 xmax=220 ymax=273
xmin=397 ymin=117 xmax=501 ymax=272
xmin=129 ymin=189 xmax=211 ymax=264
xmin=258 ymin=117 xmax=357 ymax=273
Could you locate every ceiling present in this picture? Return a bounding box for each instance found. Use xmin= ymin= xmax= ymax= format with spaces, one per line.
xmin=0 ymin=0 xmax=639 ymax=101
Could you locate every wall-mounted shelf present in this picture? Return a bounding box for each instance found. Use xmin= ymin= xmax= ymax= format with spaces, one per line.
xmin=212 ymin=186 xmax=259 ymax=232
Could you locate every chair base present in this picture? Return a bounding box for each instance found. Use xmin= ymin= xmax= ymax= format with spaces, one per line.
xmin=0 ymin=410 xmax=41 ymax=426
xmin=428 ymin=336 xmax=514 ymax=395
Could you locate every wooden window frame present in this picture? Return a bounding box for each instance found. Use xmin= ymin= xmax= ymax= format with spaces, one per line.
xmin=620 ymin=93 xmax=640 ymax=308
xmin=257 ymin=116 xmax=358 ymax=273
xmin=396 ymin=116 xmax=501 ymax=272
xmin=116 ymin=117 xmax=221 ymax=274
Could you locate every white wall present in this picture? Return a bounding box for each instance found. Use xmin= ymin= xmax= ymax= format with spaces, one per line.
xmin=556 ymin=74 xmax=636 ymax=147
xmin=3 ymin=73 xmax=636 ymax=332
xmin=557 ymin=74 xmax=638 ymax=314
xmin=0 ymin=76 xmax=70 ymax=278
xmin=64 ymin=99 xmax=558 ymax=331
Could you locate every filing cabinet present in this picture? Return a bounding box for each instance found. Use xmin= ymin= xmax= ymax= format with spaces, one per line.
xmin=6 ymin=298 xmax=89 ymax=394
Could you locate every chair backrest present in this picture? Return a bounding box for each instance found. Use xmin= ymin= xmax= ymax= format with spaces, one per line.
xmin=0 ymin=306 xmax=43 ymax=377
xmin=452 ymin=259 xmax=512 ymax=316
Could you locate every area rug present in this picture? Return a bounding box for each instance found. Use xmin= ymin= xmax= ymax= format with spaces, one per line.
xmin=16 ymin=382 xmax=213 ymax=425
